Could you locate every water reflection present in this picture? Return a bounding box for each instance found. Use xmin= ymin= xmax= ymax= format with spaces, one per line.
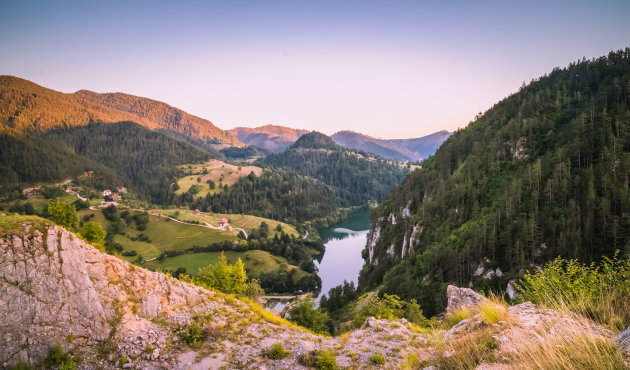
xmin=315 ymin=210 xmax=371 ymax=299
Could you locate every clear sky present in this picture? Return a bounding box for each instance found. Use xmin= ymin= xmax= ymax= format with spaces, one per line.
xmin=1 ymin=1 xmax=629 ymax=138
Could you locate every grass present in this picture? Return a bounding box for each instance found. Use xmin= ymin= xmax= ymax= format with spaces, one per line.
xmin=160 ymin=208 xmax=298 ymax=237
xmin=517 ymin=255 xmax=630 ymax=331
xmin=426 ymin=327 xmax=500 ymax=369
xmin=505 ymin=312 xmax=626 ymax=369
xmin=268 ymin=342 xmax=290 ymax=360
xmin=175 ymin=159 xmax=263 ymax=197
xmin=445 ymin=307 xmax=474 ymax=327
xmin=369 ymin=351 xmax=386 ymax=365
xmin=0 ymin=214 xmax=51 ymax=236
xmin=479 ymin=299 xmax=510 ymax=325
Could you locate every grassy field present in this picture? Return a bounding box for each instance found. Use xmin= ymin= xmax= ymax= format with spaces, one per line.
xmin=143 ymin=249 xmax=308 ymax=282
xmin=160 ymin=208 xmax=299 ymax=236
xmin=80 ymin=210 xmax=235 ymax=260
xmin=175 ymin=159 xmax=263 ymax=197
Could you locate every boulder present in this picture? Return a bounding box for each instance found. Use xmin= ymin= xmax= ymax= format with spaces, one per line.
xmin=617 ymin=326 xmax=630 ymax=360
xmin=446 ymin=285 xmax=488 ymax=314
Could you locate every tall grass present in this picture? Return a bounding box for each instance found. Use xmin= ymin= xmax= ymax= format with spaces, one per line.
xmin=516 ymin=253 xmax=630 ymax=331
xmin=506 ymin=313 xmax=626 ymax=369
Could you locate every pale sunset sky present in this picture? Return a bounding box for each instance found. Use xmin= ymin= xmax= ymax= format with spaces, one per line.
xmin=1 ymin=0 xmax=629 ymax=138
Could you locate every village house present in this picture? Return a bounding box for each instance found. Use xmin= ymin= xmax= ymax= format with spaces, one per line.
xmin=193 ymin=209 xmax=201 ymax=215
xmin=227 ymin=226 xmax=233 ymax=232
xmin=111 ymin=193 xmax=122 ymax=202
xmin=102 ymin=189 xmax=112 ymax=197
xmin=218 ymin=218 xmax=228 ymax=226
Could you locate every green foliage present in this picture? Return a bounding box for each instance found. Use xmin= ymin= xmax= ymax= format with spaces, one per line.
xmin=351 ymin=293 xmax=427 ymax=328
xmin=43 ymin=341 xmax=77 ymax=370
xmin=194 ymin=252 xmax=248 ymax=295
xmin=244 ymin=278 xmax=265 ymax=300
xmin=445 ymin=308 xmax=474 ymax=328
xmin=261 ymin=132 xmax=410 ymax=203
xmin=47 ymin=199 xmax=78 ymax=231
xmin=361 ymin=48 xmax=630 ymax=316
xmin=517 ymin=254 xmax=630 ymax=330
xmin=299 ymin=350 xmax=338 ymax=370
xmin=181 ymin=323 xmax=205 ymax=346
xmin=80 ymin=221 xmax=106 ymax=243
xmin=287 ymin=294 xmax=330 ymax=334
xmin=369 ymin=351 xmax=386 ymax=365
xmin=268 ymin=342 xmax=290 ymax=360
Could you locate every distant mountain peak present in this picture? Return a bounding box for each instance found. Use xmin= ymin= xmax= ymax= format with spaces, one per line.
xmin=289 ymin=131 xmax=342 ymax=150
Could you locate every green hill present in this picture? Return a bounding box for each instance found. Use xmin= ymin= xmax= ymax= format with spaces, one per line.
xmin=261 ymin=132 xmax=411 ymax=204
xmin=359 ymin=48 xmax=630 ymax=316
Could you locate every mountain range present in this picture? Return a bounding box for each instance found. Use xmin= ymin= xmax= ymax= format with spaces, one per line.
xmin=0 ymin=75 xmax=242 ymax=146
xmin=230 ymin=124 xmax=450 ymax=161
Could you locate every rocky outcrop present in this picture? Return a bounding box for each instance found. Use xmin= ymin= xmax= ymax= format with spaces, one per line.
xmin=446 ymin=285 xmax=488 ymax=314
xmin=618 ymin=326 xmax=630 ymax=361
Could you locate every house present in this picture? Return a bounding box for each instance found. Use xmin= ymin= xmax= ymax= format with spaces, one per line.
xmin=193 ymin=209 xmax=201 ymax=215
xmin=103 ymin=189 xmax=112 ymax=197
xmin=65 ymin=188 xmax=77 ymax=195
xmin=87 ymin=171 xmax=94 ymax=176
xmin=227 ymin=226 xmax=233 ymax=232
xmin=218 ymin=218 xmax=228 ymax=226
xmin=111 ymin=193 xmax=122 ymax=201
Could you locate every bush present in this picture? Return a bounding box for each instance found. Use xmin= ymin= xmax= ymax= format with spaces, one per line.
xmin=181 ymin=323 xmax=205 ymax=346
xmin=287 ymin=294 xmax=330 ymax=334
xmin=445 ymin=307 xmax=474 ymax=328
xmin=479 ymin=301 xmax=509 ymax=325
xmin=299 ymin=350 xmax=338 ymax=370
xmin=517 ymin=254 xmax=630 ymax=331
xmin=43 ymin=341 xmax=77 ymax=370
xmin=268 ymin=342 xmax=290 ymax=360
xmin=369 ymin=351 xmax=386 ymax=365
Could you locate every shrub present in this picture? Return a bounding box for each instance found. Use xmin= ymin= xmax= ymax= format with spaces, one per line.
xmin=181 ymin=323 xmax=205 ymax=346
xmin=268 ymin=342 xmax=290 ymax=360
xmin=43 ymin=341 xmax=77 ymax=370
xmin=287 ymin=294 xmax=330 ymax=334
xmin=517 ymin=254 xmax=630 ymax=330
xmin=299 ymin=350 xmax=338 ymax=370
xmin=369 ymin=351 xmax=386 ymax=365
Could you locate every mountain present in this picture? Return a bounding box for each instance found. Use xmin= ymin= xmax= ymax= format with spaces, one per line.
xmin=228 ymin=125 xmax=309 ymax=152
xmin=260 ymin=132 xmax=412 ymax=204
xmin=0 ymin=75 xmax=242 ymax=146
xmin=358 ymin=48 xmax=630 ymax=315
xmin=330 ymin=130 xmax=416 ymax=161
xmin=388 ymin=130 xmax=452 ymax=161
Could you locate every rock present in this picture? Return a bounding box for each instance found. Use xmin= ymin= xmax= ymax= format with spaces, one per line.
xmin=506 ymin=280 xmax=520 ymax=300
xmin=122 ymin=362 xmax=133 ymax=368
xmin=446 ymin=285 xmax=488 ymax=314
xmin=617 ymin=326 xmax=630 ymax=359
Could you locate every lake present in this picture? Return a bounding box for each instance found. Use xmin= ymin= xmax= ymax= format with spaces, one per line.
xmin=315 ymin=209 xmax=371 ymax=298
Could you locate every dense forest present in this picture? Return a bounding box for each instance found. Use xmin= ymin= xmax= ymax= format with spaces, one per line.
xmin=0 ymin=134 xmax=122 ymax=195
xmin=176 ymin=168 xmax=349 ymax=224
xmin=359 ymin=49 xmax=630 ymax=316
xmin=261 ymin=132 xmax=411 ymax=204
xmin=42 ymin=122 xmax=211 ymax=204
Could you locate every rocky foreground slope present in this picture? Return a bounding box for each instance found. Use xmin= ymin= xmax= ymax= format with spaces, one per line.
xmin=1 ymin=216 xmax=628 ymax=369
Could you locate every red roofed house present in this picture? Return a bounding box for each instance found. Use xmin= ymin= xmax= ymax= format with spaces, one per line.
xmin=103 ymin=189 xmax=112 ymax=197
xmin=193 ymin=209 xmax=200 ymax=215
xmin=227 ymin=226 xmax=233 ymax=232
xmin=111 ymin=193 xmax=122 ymax=202
xmin=218 ymin=218 xmax=228 ymax=226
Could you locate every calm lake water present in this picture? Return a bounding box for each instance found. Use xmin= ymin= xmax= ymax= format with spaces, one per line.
xmin=264 ymin=210 xmax=371 ymax=313
xmin=315 ymin=209 xmax=371 ymax=298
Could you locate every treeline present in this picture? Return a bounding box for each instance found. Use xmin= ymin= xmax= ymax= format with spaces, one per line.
xmin=261 ymin=132 xmax=411 ymax=203
xmin=360 ymin=48 xmax=630 ymax=316
xmin=42 ymin=122 xmax=211 ymax=204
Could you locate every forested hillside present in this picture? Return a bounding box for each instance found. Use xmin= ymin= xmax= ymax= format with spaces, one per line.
xmin=42 ymin=122 xmax=211 ymax=203
xmin=0 ymin=134 xmax=122 ymax=195
xmin=0 ymin=75 xmax=241 ymax=146
xmin=261 ymin=132 xmax=411 ymax=204
xmin=178 ymin=168 xmax=348 ymax=224
xmin=359 ymin=49 xmax=630 ymax=316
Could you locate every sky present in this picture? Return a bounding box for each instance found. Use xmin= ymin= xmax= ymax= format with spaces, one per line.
xmin=1 ymin=1 xmax=629 ymax=139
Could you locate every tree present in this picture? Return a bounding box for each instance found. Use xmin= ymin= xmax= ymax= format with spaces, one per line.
xmin=81 ymin=221 xmax=106 ymax=243
xmin=47 ymin=199 xmax=78 ymax=231
xmin=195 ymin=252 xmax=248 ymax=295
xmin=287 ymin=294 xmax=330 ymax=334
